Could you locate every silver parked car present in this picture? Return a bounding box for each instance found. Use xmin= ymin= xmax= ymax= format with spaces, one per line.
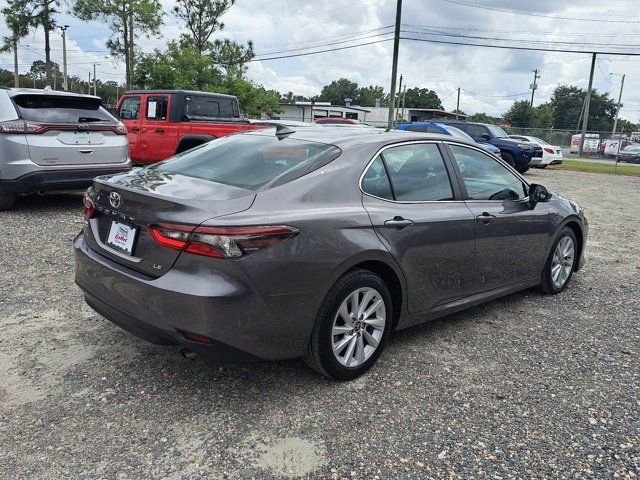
xmin=74 ymin=126 xmax=588 ymax=380
xmin=0 ymin=88 xmax=131 ymax=210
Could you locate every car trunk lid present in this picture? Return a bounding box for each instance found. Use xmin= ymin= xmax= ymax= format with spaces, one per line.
xmin=85 ymin=169 xmax=256 ymax=277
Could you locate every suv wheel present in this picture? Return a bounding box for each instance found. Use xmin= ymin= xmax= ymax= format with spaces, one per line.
xmin=500 ymin=152 xmax=516 ymax=168
xmin=538 ymin=227 xmax=578 ymax=294
xmin=304 ymin=269 xmax=393 ymax=380
xmin=0 ymin=188 xmax=16 ymax=211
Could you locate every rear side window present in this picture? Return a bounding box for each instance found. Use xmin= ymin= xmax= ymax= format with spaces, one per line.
xmin=118 ymin=96 xmax=141 ymax=120
xmin=146 ymin=96 xmax=168 ymax=120
xmin=184 ymin=95 xmax=238 ymax=119
xmin=362 ymin=143 xmax=454 ymax=202
xmin=153 ymin=133 xmax=341 ymax=190
xmin=14 ymin=95 xmax=114 ymax=123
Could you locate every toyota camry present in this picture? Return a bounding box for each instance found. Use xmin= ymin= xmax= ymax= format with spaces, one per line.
xmin=74 ymin=126 xmax=587 ymax=380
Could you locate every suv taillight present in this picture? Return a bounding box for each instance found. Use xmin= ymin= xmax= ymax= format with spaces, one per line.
xmin=149 ymin=223 xmax=298 ymax=259
xmin=82 ymin=191 xmax=96 ymax=219
xmin=0 ymin=120 xmax=45 ymax=134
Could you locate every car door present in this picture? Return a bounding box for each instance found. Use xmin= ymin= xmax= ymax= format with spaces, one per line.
xmin=445 ymin=143 xmax=553 ymax=294
xmin=117 ymin=95 xmax=142 ymax=162
xmin=139 ymin=94 xmax=171 ymax=163
xmin=361 ymin=142 xmax=476 ymax=313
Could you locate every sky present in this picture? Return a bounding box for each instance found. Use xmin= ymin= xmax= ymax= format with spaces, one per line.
xmin=1 ymin=0 xmax=639 ymax=122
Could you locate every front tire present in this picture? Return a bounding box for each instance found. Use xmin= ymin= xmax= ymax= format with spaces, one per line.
xmin=304 ymin=269 xmax=393 ymax=381
xmin=500 ymin=152 xmax=516 ymax=168
xmin=0 ymin=188 xmax=16 ymax=211
xmin=538 ymin=227 xmax=578 ymax=294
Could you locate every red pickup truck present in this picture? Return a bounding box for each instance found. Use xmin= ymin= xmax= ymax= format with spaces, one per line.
xmin=115 ymin=90 xmax=260 ymax=164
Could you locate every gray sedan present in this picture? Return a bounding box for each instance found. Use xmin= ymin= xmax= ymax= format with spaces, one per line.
xmin=74 ymin=126 xmax=588 ymax=380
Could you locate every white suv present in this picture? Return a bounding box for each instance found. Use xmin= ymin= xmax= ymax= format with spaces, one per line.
xmin=0 ymin=88 xmax=131 ymax=210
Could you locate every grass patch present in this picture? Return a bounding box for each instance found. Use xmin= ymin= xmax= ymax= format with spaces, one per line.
xmin=552 ymin=160 xmax=640 ymax=177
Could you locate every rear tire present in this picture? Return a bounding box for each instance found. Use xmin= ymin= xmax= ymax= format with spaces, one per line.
xmin=538 ymin=227 xmax=578 ymax=294
xmin=500 ymin=152 xmax=516 ymax=168
xmin=0 ymin=188 xmax=16 ymax=211
xmin=304 ymin=269 xmax=393 ymax=381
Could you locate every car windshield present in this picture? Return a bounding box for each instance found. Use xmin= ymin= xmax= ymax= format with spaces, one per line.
xmin=151 ymin=132 xmax=341 ymax=190
xmin=13 ymin=94 xmax=115 ymax=124
xmin=439 ymin=124 xmax=474 ymax=142
xmin=487 ymin=125 xmax=509 ymax=138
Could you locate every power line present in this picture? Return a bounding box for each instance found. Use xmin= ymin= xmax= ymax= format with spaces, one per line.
xmin=441 ymin=0 xmax=640 ymax=24
xmin=254 ymin=31 xmax=395 ymax=57
xmin=251 ymin=38 xmax=393 ymax=62
xmin=461 ymin=88 xmax=530 ymax=98
xmin=402 ymin=23 xmax=640 ymax=37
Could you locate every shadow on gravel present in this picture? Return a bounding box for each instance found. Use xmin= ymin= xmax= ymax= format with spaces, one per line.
xmin=10 ymin=192 xmax=82 ymax=212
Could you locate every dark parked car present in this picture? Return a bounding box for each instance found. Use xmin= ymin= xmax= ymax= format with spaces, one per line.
xmin=74 ymin=127 xmax=588 ymax=380
xmin=396 ymin=121 xmax=501 ymax=155
xmin=618 ymin=143 xmax=640 ymax=163
xmin=439 ymin=121 xmax=542 ymax=173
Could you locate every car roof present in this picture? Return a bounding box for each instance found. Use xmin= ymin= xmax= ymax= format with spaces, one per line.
xmin=241 ymin=124 xmax=475 ymax=149
xmin=3 ymin=87 xmax=101 ymax=100
xmin=122 ymin=89 xmax=236 ymax=99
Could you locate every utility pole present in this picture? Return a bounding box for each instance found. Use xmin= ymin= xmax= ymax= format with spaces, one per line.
xmin=530 ymin=69 xmax=541 ymax=107
xmin=395 ymin=74 xmax=403 ymax=122
xmin=60 ymin=25 xmax=69 ymax=91
xmin=129 ymin=12 xmax=135 ymax=88
xmin=579 ymin=53 xmax=597 ymax=157
xmin=401 ymin=85 xmax=406 ymax=121
xmin=455 ymin=87 xmax=460 ymax=119
xmin=611 ymin=73 xmax=625 ymax=135
xmin=386 ymin=0 xmax=403 ymax=130
xmin=93 ymin=63 xmax=97 ymax=96
xmin=88 ymin=71 xmax=91 ymax=95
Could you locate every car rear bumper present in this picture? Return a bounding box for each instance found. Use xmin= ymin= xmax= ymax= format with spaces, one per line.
xmin=74 ymin=233 xmax=312 ymax=362
xmin=0 ymin=164 xmax=132 ymax=194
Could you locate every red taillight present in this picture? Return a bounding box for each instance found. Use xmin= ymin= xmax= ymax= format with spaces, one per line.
xmin=148 ymin=223 xmax=298 ymax=259
xmin=82 ymin=191 xmax=95 ymax=219
xmin=544 ymin=147 xmax=554 ymax=154
xmin=0 ymin=120 xmax=46 ymax=134
xmin=114 ymin=122 xmax=127 ymax=135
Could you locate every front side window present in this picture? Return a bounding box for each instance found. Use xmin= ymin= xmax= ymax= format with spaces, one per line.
xmin=487 ymin=124 xmax=509 ymax=138
xmin=362 ymin=143 xmax=454 ymax=202
xmin=118 ymin=96 xmax=141 ymax=120
xmin=449 ymin=145 xmax=526 ymax=201
xmin=146 ymin=96 xmax=168 ymax=120
xmin=464 ymin=124 xmax=489 ymax=140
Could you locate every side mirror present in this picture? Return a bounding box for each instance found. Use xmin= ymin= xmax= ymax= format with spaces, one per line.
xmin=528 ymin=183 xmax=552 ymax=207
xmin=480 ymin=134 xmax=491 ymax=141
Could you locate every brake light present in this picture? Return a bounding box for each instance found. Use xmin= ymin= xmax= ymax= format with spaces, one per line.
xmin=544 ymin=147 xmax=554 ymax=154
xmin=0 ymin=120 xmax=45 ymax=134
xmin=148 ymin=223 xmax=298 ymax=258
xmin=82 ymin=191 xmax=95 ymax=219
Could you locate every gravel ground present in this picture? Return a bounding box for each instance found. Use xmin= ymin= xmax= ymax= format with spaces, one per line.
xmin=1 ymin=169 xmax=639 ymax=479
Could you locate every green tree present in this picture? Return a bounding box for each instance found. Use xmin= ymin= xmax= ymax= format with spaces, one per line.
xmin=211 ymin=38 xmax=254 ymax=79
xmin=504 ymin=100 xmax=535 ymax=128
xmin=357 ymin=85 xmax=386 ymax=107
xmin=468 ymin=112 xmax=498 ymax=124
xmin=318 ymin=78 xmax=359 ymax=105
xmin=1 ymin=0 xmax=31 ymax=87
xmin=533 ymin=103 xmax=554 ymax=129
xmin=549 ymin=85 xmax=617 ymax=131
xmin=402 ymin=87 xmax=442 ymax=109
xmin=73 ymin=0 xmax=164 ymax=89
xmin=173 ymin=0 xmax=233 ymax=55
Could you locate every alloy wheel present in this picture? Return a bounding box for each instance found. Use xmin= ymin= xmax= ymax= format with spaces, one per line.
xmin=331 ymin=287 xmax=386 ymax=368
xmin=551 ymin=236 xmax=575 ymax=289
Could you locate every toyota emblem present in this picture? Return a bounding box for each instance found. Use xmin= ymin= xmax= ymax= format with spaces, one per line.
xmin=109 ymin=191 xmax=122 ymax=208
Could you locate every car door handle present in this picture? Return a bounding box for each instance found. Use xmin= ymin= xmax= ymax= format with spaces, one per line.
xmin=154 ymin=128 xmax=164 ymax=133
xmin=475 ymin=212 xmax=496 ymax=223
xmin=384 ymin=217 xmax=414 ymax=229
xmin=130 ymin=127 xmax=139 ymax=132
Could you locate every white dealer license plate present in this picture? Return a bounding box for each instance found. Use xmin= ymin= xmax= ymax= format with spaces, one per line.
xmin=107 ymin=221 xmax=137 ymax=255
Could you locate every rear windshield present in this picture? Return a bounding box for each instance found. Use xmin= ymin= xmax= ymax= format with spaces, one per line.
xmin=184 ymin=95 xmax=239 ymax=119
xmin=13 ymin=95 xmax=115 ymax=124
xmin=152 ymin=133 xmax=341 ymax=190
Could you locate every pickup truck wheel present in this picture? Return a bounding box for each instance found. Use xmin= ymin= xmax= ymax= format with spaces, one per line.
xmin=0 ymin=188 xmax=16 ymax=211
xmin=500 ymin=152 xmax=516 ymax=168
xmin=518 ymin=166 xmax=530 ymax=174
